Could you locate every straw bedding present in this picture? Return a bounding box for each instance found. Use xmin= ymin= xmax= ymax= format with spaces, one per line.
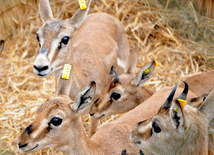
xmin=0 ymin=0 xmax=213 ymax=154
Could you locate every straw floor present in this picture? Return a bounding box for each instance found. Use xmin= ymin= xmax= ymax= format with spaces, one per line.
xmin=0 ymin=0 xmax=213 ymax=154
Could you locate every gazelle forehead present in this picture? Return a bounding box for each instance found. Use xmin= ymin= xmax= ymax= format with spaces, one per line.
xmin=37 ymin=97 xmax=71 ymax=114
xmin=39 ymin=21 xmax=73 ymax=37
xmin=138 ymin=121 xmax=152 ymax=133
xmin=43 ymin=21 xmax=63 ymax=32
xmin=109 ymin=85 xmax=124 ymax=94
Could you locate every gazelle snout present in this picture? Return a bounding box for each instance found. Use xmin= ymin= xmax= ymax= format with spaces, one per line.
xmin=18 ymin=124 xmax=40 ymax=152
xmin=33 ymin=53 xmax=52 ymax=77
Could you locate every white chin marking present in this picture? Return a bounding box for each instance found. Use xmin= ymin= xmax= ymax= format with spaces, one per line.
xmin=35 ymin=68 xmax=53 ymax=77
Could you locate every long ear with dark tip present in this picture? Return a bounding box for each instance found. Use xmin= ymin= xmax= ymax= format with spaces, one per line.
xmin=70 ymin=0 xmax=92 ymax=28
xmin=121 ymin=149 xmax=127 ymax=155
xmin=0 ymin=40 xmax=4 ymax=54
xmin=162 ymin=83 xmax=178 ymax=109
xmin=39 ymin=0 xmax=54 ymax=23
xmin=169 ymin=99 xmax=185 ymax=132
xmin=177 ymin=81 xmax=188 ymax=100
xmin=109 ymin=66 xmax=119 ymax=84
xmin=110 ymin=66 xmax=114 ymax=75
xmin=73 ymin=81 xmax=96 ymax=113
xmin=132 ymin=60 xmax=157 ymax=87
xmin=125 ymin=47 xmax=139 ymax=74
xmin=139 ymin=150 xmax=145 ymax=155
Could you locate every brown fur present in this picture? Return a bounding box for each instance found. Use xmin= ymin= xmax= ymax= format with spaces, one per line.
xmin=178 ymin=70 xmax=214 ymax=96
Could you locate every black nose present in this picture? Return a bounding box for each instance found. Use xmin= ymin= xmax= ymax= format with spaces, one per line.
xmin=18 ymin=143 xmax=28 ymax=148
xmin=90 ymin=113 xmax=94 ymax=117
xmin=25 ymin=124 xmax=33 ymax=134
xmin=33 ymin=65 xmax=49 ymax=72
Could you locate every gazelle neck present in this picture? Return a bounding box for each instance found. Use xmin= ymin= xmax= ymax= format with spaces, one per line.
xmin=55 ymin=40 xmax=77 ymax=99
xmin=57 ymin=117 xmax=103 ymax=155
xmin=136 ymin=86 xmax=154 ymax=105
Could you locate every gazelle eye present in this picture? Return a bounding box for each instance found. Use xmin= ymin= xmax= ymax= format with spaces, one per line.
xmin=49 ymin=117 xmax=62 ymax=126
xmin=110 ymin=92 xmax=121 ymax=100
xmin=61 ymin=36 xmax=70 ymax=45
xmin=152 ymin=122 xmax=161 ymax=133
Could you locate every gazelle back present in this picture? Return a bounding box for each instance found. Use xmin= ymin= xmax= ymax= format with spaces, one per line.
xmin=130 ymin=82 xmax=214 ymax=155
xmin=179 ymin=70 xmax=214 ymax=96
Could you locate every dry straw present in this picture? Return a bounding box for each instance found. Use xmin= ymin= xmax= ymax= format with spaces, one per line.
xmin=0 ymin=0 xmax=213 ymax=154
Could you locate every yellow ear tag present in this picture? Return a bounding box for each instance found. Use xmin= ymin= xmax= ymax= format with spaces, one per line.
xmin=173 ymin=109 xmax=178 ymax=112
xmin=178 ymin=99 xmax=187 ymax=108
xmin=144 ymin=68 xmax=150 ymax=74
xmin=78 ymin=0 xmax=87 ymax=10
xmin=62 ymin=64 xmax=72 ymax=80
xmin=155 ymin=61 xmax=158 ymax=67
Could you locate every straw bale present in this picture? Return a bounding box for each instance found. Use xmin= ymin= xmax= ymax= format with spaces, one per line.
xmin=0 ymin=0 xmax=213 ymax=154
xmin=0 ymin=0 xmax=26 ymax=39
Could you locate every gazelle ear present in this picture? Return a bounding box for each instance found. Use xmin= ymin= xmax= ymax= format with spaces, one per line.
xmin=72 ymin=81 xmax=96 ymax=114
xmin=70 ymin=0 xmax=92 ymax=28
xmin=199 ymin=88 xmax=214 ymax=122
xmin=39 ymin=0 xmax=54 ymax=23
xmin=132 ymin=60 xmax=157 ymax=87
xmin=121 ymin=149 xmax=127 ymax=155
xmin=0 ymin=40 xmax=4 ymax=54
xmin=109 ymin=66 xmax=119 ymax=84
xmin=169 ymin=99 xmax=185 ymax=132
xmin=125 ymin=47 xmax=139 ymax=74
xmin=169 ymin=82 xmax=188 ymax=132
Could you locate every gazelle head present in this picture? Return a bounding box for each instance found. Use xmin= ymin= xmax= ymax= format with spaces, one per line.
xmin=0 ymin=40 xmax=4 ymax=54
xmin=89 ymin=49 xmax=156 ymax=119
xmin=18 ymin=81 xmax=96 ymax=153
xmin=130 ymin=82 xmax=214 ymax=155
xmin=33 ymin=0 xmax=92 ymax=77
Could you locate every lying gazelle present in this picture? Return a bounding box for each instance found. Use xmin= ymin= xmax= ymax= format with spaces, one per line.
xmin=130 ymin=82 xmax=214 ymax=155
xmin=33 ymin=0 xmax=130 ymax=101
xmin=0 ymin=40 xmax=4 ymax=54
xmin=18 ymin=81 xmax=199 ymax=154
xmin=89 ymin=50 xmax=156 ymax=136
xmin=18 ymin=82 xmax=139 ymax=155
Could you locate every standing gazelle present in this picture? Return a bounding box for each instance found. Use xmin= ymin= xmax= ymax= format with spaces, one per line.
xmin=130 ymin=82 xmax=214 ymax=155
xmin=33 ymin=0 xmax=129 ymax=101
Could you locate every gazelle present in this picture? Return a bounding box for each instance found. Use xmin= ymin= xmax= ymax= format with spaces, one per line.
xmin=18 ymin=81 xmax=197 ymax=155
xmin=33 ymin=0 xmax=130 ymax=101
xmin=130 ymin=82 xmax=214 ymax=155
xmin=18 ymin=82 xmax=139 ymax=155
xmin=89 ymin=50 xmax=156 ymax=136
xmin=0 ymin=40 xmax=4 ymax=54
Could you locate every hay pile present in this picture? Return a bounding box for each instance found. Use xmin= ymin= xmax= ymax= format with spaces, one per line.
xmin=0 ymin=0 xmax=213 ymax=154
